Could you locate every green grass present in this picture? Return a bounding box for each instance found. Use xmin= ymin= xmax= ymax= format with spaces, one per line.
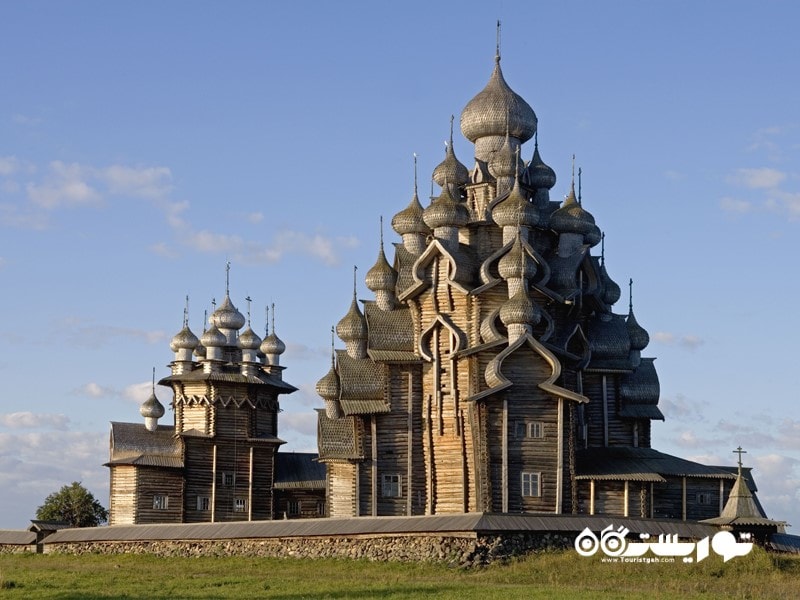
xmin=1 ymin=547 xmax=798 ymax=599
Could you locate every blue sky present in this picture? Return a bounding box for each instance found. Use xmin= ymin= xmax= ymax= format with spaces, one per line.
xmin=1 ymin=1 xmax=798 ymax=531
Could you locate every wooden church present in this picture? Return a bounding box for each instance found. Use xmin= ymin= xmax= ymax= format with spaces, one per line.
xmin=315 ymin=47 xmax=753 ymax=522
xmin=105 ymin=281 xmax=325 ymax=525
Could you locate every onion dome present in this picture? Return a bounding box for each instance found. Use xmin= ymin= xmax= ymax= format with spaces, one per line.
xmin=316 ymin=362 xmax=341 ymax=401
xmin=365 ymin=243 xmax=397 ymax=293
xmin=498 ymin=236 xmax=537 ymax=281
xmin=460 ymin=56 xmax=537 ymax=144
xmin=526 ymin=138 xmax=557 ymax=190
xmin=238 ymin=326 xmax=262 ymax=351
xmin=422 ymin=184 xmax=469 ymax=230
xmin=600 ymin=263 xmax=621 ymax=306
xmin=210 ymin=295 xmax=246 ymax=331
xmin=549 ymin=184 xmax=602 ymax=246
xmin=432 ymin=141 xmax=469 ymax=189
xmin=626 ymin=280 xmax=649 ymax=352
xmin=140 ymin=390 xmax=165 ymax=420
xmin=260 ymin=331 xmax=286 ymax=356
xmin=492 ymin=177 xmax=539 ymax=228
xmin=336 ymin=293 xmax=367 ymax=345
xmin=171 ymin=325 xmax=199 ymax=352
xmin=200 ymin=323 xmax=226 ymax=348
xmin=392 ymin=190 xmax=429 ymax=235
xmin=627 ymin=309 xmax=649 ymax=352
xmin=499 ymin=289 xmax=541 ymax=327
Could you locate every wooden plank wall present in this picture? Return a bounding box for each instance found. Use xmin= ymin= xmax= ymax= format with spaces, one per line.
xmin=135 ymin=466 xmax=184 ymax=524
xmin=327 ymin=461 xmax=357 ymax=518
xmin=109 ymin=465 xmax=137 ymax=525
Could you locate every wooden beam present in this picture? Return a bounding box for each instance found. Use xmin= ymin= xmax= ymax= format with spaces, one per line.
xmin=248 ymin=446 xmax=253 ymax=521
xmin=623 ymin=480 xmax=629 ymax=518
xmin=502 ymin=398 xmax=508 ymax=513
xmin=602 ymin=375 xmax=608 ymax=447
xmin=211 ymin=444 xmax=217 ymax=523
xmin=589 ymin=479 xmax=595 ymax=515
xmin=371 ymin=416 xmax=377 ymax=517
xmin=682 ymin=476 xmax=687 ymax=521
xmin=556 ymin=397 xmax=563 ymax=514
xmin=406 ymin=371 xmax=413 ymax=516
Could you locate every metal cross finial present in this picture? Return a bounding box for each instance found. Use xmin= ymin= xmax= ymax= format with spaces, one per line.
xmin=271 ymin=302 xmax=276 ymax=333
xmin=449 ymin=114 xmax=455 ymax=147
xmin=578 ymin=167 xmax=583 ymax=205
xmin=733 ymin=446 xmax=747 ymax=472
xmin=225 ymin=261 xmax=231 ymax=296
xmin=379 ymin=216 xmax=384 ymax=250
xmin=413 ymin=153 xmax=418 ymax=195
xmin=330 ymin=325 xmax=335 ymax=365
xmin=152 ymin=366 xmax=155 ymax=391
xmin=183 ymin=295 xmax=190 ymax=327
xmin=353 ymin=265 xmax=358 ymax=297
xmin=245 ymin=296 xmax=252 ymax=326
xmin=496 ymin=20 xmax=501 ymax=62
xmin=600 ymin=232 xmax=606 ymax=266
xmin=629 ymin=278 xmax=634 ymax=312
xmin=203 ymin=309 xmax=208 ymax=332
xmin=264 ymin=305 xmax=269 ymax=336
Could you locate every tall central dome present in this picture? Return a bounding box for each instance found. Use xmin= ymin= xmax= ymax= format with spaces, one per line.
xmin=460 ymin=55 xmax=537 ymax=161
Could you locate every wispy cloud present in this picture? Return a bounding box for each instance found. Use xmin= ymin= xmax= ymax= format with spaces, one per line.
xmin=0 ymin=412 xmax=70 ymax=430
xmin=26 ymin=161 xmax=102 ymax=209
xmin=652 ymin=331 xmax=705 ymax=350
xmin=719 ymin=196 xmax=753 ymax=214
xmin=728 ymin=167 xmax=786 ymax=189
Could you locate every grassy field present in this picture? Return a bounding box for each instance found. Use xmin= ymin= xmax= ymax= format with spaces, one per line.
xmin=1 ymin=546 xmax=798 ymax=599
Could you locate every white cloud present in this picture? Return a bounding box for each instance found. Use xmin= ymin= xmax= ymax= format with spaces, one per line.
xmin=0 ymin=412 xmax=70 ymax=430
xmin=719 ymin=196 xmax=752 ymax=214
xmin=652 ymin=331 xmax=704 ymax=350
xmin=246 ymin=212 xmax=264 ymax=224
xmin=26 ymin=161 xmax=102 ymax=209
xmin=729 ymin=167 xmax=786 ymax=189
xmin=99 ymin=164 xmax=173 ymax=199
xmin=74 ymin=382 xmax=115 ymax=399
xmin=0 ymin=156 xmax=21 ymax=176
xmin=659 ymin=393 xmax=707 ymax=423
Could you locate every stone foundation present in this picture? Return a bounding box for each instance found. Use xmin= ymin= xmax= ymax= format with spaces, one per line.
xmin=46 ymin=532 xmax=573 ymax=567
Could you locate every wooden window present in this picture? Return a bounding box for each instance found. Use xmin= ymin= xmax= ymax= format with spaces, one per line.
xmin=521 ymin=472 xmax=541 ymax=497
xmin=696 ymin=492 xmax=713 ymax=505
xmin=196 ymin=496 xmax=210 ymax=511
xmin=233 ymin=498 xmax=247 ymax=513
xmin=316 ymin=501 xmax=326 ymax=517
xmin=381 ymin=474 xmax=402 ymax=498
xmin=528 ymin=422 xmax=544 ymax=439
xmin=221 ymin=472 xmax=235 ymax=487
xmin=153 ymin=495 xmax=169 ymax=510
xmin=515 ymin=422 xmax=544 ymax=439
xmin=287 ymin=500 xmax=301 ymax=517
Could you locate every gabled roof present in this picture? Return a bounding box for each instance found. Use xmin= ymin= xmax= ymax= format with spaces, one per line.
xmin=106 ymin=422 xmax=184 ymax=469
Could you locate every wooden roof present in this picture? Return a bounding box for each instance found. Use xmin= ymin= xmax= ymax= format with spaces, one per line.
xmin=0 ymin=529 xmax=36 ymax=545
xmin=106 ymin=422 xmax=183 ymax=468
xmin=44 ymin=513 xmax=719 ymax=544
xmin=576 ymin=447 xmax=737 ymax=482
xmin=274 ymin=452 xmax=326 ymax=489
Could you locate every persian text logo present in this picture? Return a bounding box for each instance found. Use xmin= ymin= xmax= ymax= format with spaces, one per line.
xmin=574 ymin=525 xmax=753 ymax=563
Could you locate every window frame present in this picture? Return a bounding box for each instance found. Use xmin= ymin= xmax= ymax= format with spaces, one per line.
xmin=153 ymin=494 xmax=169 ymax=510
xmin=521 ymin=472 xmax=542 ymax=497
xmin=381 ymin=473 xmax=402 ymax=498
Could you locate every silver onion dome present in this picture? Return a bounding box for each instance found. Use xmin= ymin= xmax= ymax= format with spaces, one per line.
xmin=210 ymin=295 xmax=246 ymax=331
xmin=460 ymin=56 xmax=537 ymax=144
